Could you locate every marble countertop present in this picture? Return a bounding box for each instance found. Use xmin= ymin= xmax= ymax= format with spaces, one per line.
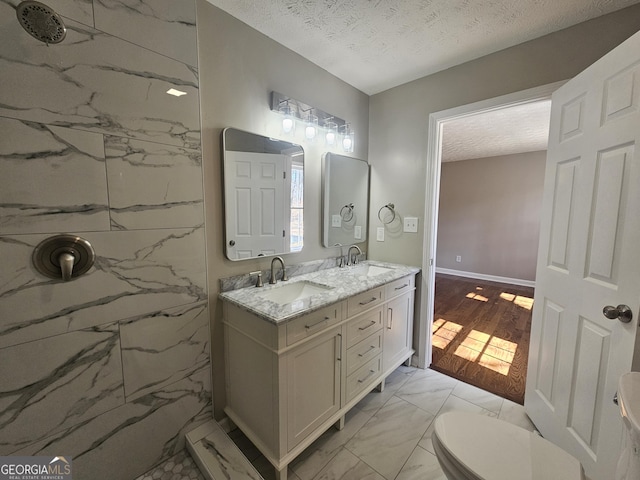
xmin=219 ymin=260 xmax=420 ymax=324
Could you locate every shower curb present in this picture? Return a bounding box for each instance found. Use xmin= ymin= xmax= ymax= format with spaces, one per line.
xmin=186 ymin=420 xmax=263 ymax=480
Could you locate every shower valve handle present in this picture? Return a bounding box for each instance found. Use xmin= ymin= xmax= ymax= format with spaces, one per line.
xmin=57 ymin=252 xmax=76 ymax=281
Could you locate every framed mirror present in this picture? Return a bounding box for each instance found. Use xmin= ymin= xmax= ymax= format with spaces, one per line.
xmin=223 ymin=128 xmax=304 ymax=260
xmin=322 ymin=153 xmax=369 ymax=248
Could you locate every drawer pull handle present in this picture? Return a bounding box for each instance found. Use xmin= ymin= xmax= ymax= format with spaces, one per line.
xmin=359 ymin=296 xmax=378 ymax=306
xmin=305 ymin=316 xmax=330 ymax=330
xmin=358 ymin=345 xmax=376 ymax=357
xmin=388 ymin=307 xmax=393 ymax=329
xmin=394 ymin=283 xmax=409 ymax=290
xmin=357 ymin=369 xmax=377 ymax=384
xmin=358 ymin=320 xmax=377 ymax=331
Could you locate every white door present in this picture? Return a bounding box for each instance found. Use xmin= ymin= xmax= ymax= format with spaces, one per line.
xmin=525 ymin=31 xmax=640 ymax=480
xmin=224 ymin=151 xmax=286 ymax=259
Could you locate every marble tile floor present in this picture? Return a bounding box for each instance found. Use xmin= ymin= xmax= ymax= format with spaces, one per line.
xmin=135 ymin=449 xmax=204 ymax=480
xmin=138 ymin=366 xmax=537 ymax=480
xmin=230 ymin=366 xmax=537 ymax=480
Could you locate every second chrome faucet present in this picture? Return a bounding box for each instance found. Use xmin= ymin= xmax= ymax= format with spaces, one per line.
xmin=270 ymin=256 xmax=288 ymax=284
xmin=347 ymin=245 xmax=363 ymax=266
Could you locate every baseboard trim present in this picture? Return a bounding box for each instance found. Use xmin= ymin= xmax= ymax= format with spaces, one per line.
xmin=435 ymin=267 xmax=536 ymax=288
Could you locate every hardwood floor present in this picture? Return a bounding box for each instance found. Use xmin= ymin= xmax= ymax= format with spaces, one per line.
xmin=431 ymin=273 xmax=534 ymax=404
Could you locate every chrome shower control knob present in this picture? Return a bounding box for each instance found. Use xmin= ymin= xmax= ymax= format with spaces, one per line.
xmin=32 ymin=234 xmax=95 ymax=281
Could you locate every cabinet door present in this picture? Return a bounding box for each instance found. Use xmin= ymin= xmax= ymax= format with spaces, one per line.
xmin=383 ymin=292 xmax=413 ymax=373
xmin=286 ymin=326 xmax=341 ymax=451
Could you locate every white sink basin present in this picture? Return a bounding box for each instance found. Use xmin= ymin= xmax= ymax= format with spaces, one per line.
xmin=350 ymin=264 xmax=394 ymax=277
xmin=257 ymin=281 xmax=332 ymax=305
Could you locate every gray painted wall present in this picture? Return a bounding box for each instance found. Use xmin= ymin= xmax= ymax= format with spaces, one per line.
xmin=368 ymin=5 xmax=640 ymax=268
xmin=195 ymin=0 xmax=370 ymax=417
xmin=436 ymin=151 xmax=546 ymax=281
xmin=368 ymin=5 xmax=640 ymax=363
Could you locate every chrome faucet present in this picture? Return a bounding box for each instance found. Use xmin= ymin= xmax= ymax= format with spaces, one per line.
xmin=269 ymin=256 xmax=288 ymax=284
xmin=334 ymin=243 xmax=345 ymax=268
xmin=347 ymin=245 xmax=363 ymax=266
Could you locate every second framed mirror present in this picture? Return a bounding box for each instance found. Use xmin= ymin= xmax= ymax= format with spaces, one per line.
xmin=322 ymin=153 xmax=369 ymax=248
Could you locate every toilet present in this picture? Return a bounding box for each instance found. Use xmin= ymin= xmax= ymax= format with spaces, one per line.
xmin=615 ymin=371 xmax=640 ymax=480
xmin=432 ymin=411 xmax=584 ymax=480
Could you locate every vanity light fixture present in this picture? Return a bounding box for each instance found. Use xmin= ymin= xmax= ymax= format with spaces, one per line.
xmin=342 ymin=123 xmax=354 ymax=153
xmin=271 ymin=91 xmax=349 ymax=145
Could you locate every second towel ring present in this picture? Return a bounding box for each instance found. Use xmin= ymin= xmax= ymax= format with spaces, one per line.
xmin=340 ymin=203 xmax=354 ymax=222
xmin=378 ymin=203 xmax=396 ymax=224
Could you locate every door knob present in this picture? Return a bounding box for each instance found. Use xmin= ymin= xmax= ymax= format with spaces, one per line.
xmin=602 ymin=304 xmax=633 ymax=323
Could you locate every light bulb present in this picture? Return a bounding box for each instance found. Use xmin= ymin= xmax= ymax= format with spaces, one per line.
xmin=305 ymin=124 xmax=316 ymax=139
xmin=326 ymin=130 xmax=336 ymax=145
xmin=325 ymin=121 xmax=337 ymax=145
xmin=342 ymin=124 xmax=354 ymax=152
xmin=282 ymin=117 xmax=294 ymax=133
xmin=305 ymin=114 xmax=318 ymax=140
xmin=279 ymin=103 xmax=295 ymax=134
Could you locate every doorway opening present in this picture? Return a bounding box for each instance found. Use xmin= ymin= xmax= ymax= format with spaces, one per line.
xmin=416 ymin=81 xmax=565 ymax=401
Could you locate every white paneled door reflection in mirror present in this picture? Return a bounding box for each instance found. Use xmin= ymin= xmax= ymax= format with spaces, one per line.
xmin=223 ymin=128 xmax=304 ymax=260
xmin=322 ymin=153 xmax=369 ymax=247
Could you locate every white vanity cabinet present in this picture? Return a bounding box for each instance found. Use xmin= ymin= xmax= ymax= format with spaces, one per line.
xmin=383 ymin=276 xmax=415 ymax=372
xmin=285 ymin=324 xmax=342 ymax=450
xmin=222 ymin=272 xmax=416 ymax=480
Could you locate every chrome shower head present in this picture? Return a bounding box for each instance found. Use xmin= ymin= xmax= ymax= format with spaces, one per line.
xmin=16 ymin=0 xmax=66 ymax=45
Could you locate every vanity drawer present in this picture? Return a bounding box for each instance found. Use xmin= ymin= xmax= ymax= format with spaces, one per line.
xmin=346 ymin=331 xmax=382 ymax=376
xmin=346 ymin=355 xmax=382 ymax=403
xmin=286 ymin=303 xmax=343 ymax=346
xmin=385 ymin=275 xmax=415 ymax=299
xmin=346 ymin=307 xmax=383 ymax=347
xmin=347 ymin=286 xmax=384 ymax=318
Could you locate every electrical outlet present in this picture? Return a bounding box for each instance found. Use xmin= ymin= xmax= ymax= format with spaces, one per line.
xmin=377 ymin=227 xmax=385 ymax=241
xmin=354 ymin=225 xmax=362 ymax=239
xmin=456 ymin=255 xmax=462 ymax=263
xmin=332 ymin=214 xmax=342 ymax=227
xmin=403 ymin=216 xmax=418 ymax=233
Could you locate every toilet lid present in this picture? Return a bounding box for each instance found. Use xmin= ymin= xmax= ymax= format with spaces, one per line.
xmin=433 ymin=412 xmax=583 ymax=480
xmin=618 ymin=372 xmax=640 ymax=433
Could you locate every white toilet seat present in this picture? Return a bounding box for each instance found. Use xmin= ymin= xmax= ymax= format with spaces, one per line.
xmin=432 ymin=412 xmax=584 ymax=480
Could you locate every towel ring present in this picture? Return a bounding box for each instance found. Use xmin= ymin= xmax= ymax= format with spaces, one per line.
xmin=378 ymin=203 xmax=396 ymax=224
xmin=340 ymin=203 xmax=354 ymax=222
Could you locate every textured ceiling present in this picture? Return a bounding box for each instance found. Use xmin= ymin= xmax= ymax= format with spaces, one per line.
xmin=205 ymin=0 xmax=640 ymax=95
xmin=441 ymin=100 xmax=552 ymax=162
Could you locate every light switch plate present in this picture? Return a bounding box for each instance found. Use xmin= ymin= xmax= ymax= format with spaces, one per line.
xmin=332 ymin=214 xmax=342 ymax=227
xmin=404 ymin=216 xmax=418 ymax=233
xmin=354 ymin=225 xmax=362 ymax=239
xmin=376 ymin=227 xmax=385 ymax=241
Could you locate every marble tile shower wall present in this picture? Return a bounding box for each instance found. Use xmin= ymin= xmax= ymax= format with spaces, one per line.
xmin=0 ymin=1 xmax=210 ymax=479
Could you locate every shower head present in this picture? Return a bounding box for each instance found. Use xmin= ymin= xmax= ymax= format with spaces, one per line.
xmin=16 ymin=0 xmax=66 ymax=45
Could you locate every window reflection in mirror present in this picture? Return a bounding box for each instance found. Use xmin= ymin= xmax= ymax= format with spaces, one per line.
xmin=322 ymin=153 xmax=369 ymax=248
xmin=223 ymin=128 xmax=304 ymax=260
